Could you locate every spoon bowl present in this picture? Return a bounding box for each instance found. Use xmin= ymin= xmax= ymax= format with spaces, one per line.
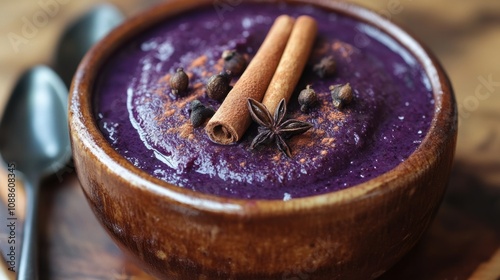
xmin=55 ymin=4 xmax=124 ymax=87
xmin=0 ymin=66 xmax=69 ymax=174
xmin=0 ymin=66 xmax=69 ymax=280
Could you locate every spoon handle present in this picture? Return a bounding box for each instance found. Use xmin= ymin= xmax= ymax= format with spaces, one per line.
xmin=16 ymin=175 xmax=39 ymax=280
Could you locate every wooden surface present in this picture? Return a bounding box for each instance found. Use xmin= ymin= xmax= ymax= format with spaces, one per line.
xmin=1 ymin=0 xmax=499 ymax=279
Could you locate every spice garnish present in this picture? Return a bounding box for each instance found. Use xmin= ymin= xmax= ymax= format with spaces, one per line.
xmin=247 ymin=98 xmax=312 ymax=158
xmin=205 ymin=15 xmax=296 ymax=145
xmin=206 ymin=71 xmax=232 ymax=102
xmin=189 ymin=100 xmax=215 ymax=128
xmin=222 ymin=50 xmax=247 ymax=76
xmin=313 ymin=56 xmax=336 ymax=78
xmin=206 ymin=15 xmax=317 ymax=145
xmin=170 ymin=67 xmax=189 ymax=95
xmin=298 ymin=85 xmax=318 ymax=113
xmin=261 ymin=15 xmax=318 ymax=113
xmin=330 ymin=83 xmax=353 ymax=109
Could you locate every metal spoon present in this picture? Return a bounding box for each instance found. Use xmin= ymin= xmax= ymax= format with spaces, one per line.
xmin=0 ymin=5 xmax=123 ymax=278
xmin=55 ymin=4 xmax=124 ymax=87
xmin=0 ymin=66 xmax=70 ymax=280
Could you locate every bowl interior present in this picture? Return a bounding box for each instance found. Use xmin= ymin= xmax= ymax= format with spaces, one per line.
xmin=70 ymin=0 xmax=456 ymax=213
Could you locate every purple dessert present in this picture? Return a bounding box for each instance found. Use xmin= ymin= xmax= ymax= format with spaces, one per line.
xmin=94 ymin=2 xmax=434 ymax=200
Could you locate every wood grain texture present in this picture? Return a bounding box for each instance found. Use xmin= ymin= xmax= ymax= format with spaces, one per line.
xmin=1 ymin=0 xmax=499 ymax=279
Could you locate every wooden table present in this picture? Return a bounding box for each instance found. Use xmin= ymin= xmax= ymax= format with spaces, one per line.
xmin=1 ymin=0 xmax=499 ymax=279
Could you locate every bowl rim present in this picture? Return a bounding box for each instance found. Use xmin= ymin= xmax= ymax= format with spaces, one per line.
xmin=69 ymin=0 xmax=456 ymax=216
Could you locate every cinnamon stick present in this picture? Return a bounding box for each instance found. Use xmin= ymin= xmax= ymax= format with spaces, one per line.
xmin=205 ymin=15 xmax=295 ymax=145
xmin=262 ymin=15 xmax=318 ymax=113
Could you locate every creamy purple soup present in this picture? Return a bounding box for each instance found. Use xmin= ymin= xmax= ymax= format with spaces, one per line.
xmin=94 ymin=3 xmax=434 ymax=200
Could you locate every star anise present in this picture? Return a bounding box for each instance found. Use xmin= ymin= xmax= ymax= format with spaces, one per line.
xmin=247 ymin=98 xmax=313 ymax=158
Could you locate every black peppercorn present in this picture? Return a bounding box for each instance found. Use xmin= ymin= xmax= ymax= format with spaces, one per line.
xmin=298 ymin=85 xmax=318 ymax=113
xmin=313 ymin=56 xmax=336 ymax=78
xmin=222 ymin=50 xmax=247 ymax=76
xmin=330 ymin=83 xmax=353 ymax=109
xmin=170 ymin=67 xmax=189 ymax=95
xmin=206 ymin=71 xmax=232 ymax=102
xmin=189 ymin=100 xmax=215 ymax=128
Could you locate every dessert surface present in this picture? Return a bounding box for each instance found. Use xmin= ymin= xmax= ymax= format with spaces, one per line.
xmin=94 ymin=2 xmax=434 ymax=199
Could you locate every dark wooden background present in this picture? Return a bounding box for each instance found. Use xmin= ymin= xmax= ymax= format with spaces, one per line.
xmin=1 ymin=0 xmax=499 ymax=279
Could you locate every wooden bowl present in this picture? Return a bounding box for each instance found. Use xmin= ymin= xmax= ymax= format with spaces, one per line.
xmin=69 ymin=0 xmax=457 ymax=279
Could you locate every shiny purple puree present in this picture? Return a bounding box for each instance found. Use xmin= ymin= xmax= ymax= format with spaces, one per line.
xmin=94 ymin=3 xmax=434 ymax=200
